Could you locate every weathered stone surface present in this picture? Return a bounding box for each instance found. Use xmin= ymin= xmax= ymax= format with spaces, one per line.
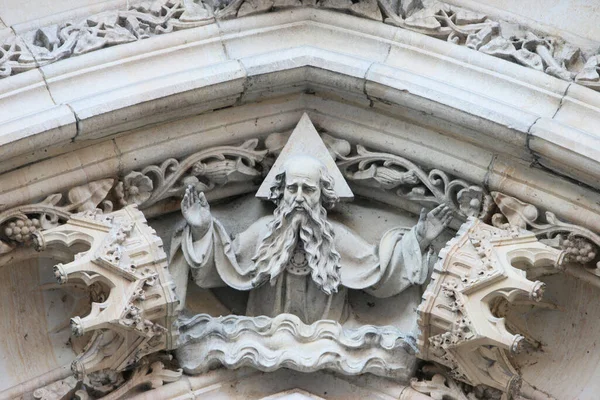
xmin=1 ymin=3 xmax=600 ymax=400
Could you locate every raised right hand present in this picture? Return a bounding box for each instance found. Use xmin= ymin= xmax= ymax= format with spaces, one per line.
xmin=182 ymin=185 xmax=212 ymax=238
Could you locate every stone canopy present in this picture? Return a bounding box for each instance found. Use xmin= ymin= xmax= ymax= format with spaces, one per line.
xmin=0 ymin=1 xmax=600 ymax=400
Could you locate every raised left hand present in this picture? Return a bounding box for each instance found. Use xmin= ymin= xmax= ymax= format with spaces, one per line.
xmin=415 ymin=204 xmax=453 ymax=250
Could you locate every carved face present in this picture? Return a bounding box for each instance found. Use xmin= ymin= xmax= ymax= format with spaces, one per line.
xmin=282 ymin=159 xmax=322 ymax=210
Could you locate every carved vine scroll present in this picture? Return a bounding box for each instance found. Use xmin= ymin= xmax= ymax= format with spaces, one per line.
xmin=0 ymin=0 xmax=213 ymax=78
xmin=2 ymin=0 xmax=599 ymax=91
xmin=0 ymin=140 xmax=268 ymax=262
xmin=491 ymin=192 xmax=600 ymax=276
xmin=335 ymin=143 xmax=493 ymax=220
xmin=0 ymin=179 xmax=114 ymax=255
xmin=115 ymin=139 xmax=268 ymax=209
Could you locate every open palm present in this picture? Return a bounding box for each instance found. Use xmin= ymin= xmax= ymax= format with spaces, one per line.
xmin=182 ymin=185 xmax=212 ymax=238
xmin=415 ymin=204 xmax=453 ymax=250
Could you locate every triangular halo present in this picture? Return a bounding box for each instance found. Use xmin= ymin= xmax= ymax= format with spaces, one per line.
xmin=256 ymin=113 xmax=354 ymax=201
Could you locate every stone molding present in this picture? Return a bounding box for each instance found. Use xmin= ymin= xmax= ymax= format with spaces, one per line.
xmin=2 ymin=0 xmax=600 ymax=93
xmin=1 ymin=11 xmax=600 ymax=240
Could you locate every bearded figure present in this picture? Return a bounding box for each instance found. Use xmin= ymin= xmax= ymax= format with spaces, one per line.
xmin=169 ymin=155 xmax=453 ymax=325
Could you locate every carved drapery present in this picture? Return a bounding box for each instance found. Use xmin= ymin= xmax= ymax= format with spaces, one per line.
xmin=2 ymin=0 xmax=600 ymax=90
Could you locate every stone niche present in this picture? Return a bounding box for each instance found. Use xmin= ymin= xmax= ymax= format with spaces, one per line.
xmin=1 ymin=2 xmax=600 ymax=400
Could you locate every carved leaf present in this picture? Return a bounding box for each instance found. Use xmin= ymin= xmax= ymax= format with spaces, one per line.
xmin=404 ymin=7 xmax=443 ymax=30
xmin=41 ymin=193 xmax=63 ymax=206
xmin=239 ymin=138 xmax=259 ymax=150
xmin=322 ymin=133 xmax=351 ymax=159
xmin=67 ymin=179 xmax=114 ymax=212
xmin=265 ymin=132 xmax=289 ymax=155
xmin=453 ymin=9 xmax=486 ymax=25
xmin=576 ymin=56 xmax=600 ymax=83
xmin=491 ymin=192 xmax=538 ymax=229
xmin=411 ymin=374 xmax=469 ymax=400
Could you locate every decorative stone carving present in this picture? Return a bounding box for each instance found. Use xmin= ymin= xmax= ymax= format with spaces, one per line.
xmin=417 ymin=218 xmax=564 ymax=392
xmin=392 ymin=3 xmax=579 ymax=82
xmin=575 ymin=55 xmax=600 ymax=90
xmin=400 ymin=4 xmax=500 ymax=51
xmin=34 ymin=205 xmax=179 ymax=378
xmin=0 ymin=0 xmax=212 ymax=78
xmin=479 ymin=32 xmax=578 ymax=81
xmin=1 ymin=130 xmax=492 ymax=263
xmin=176 ymin=313 xmax=417 ymax=378
xmin=33 ymin=376 xmax=78 ymax=400
xmin=214 ymin=0 xmax=382 ymax=21
xmin=492 ymin=192 xmax=600 ymax=278
xmin=2 ymin=0 xmax=599 ymax=92
xmin=257 ymin=114 xmax=354 ymax=201
xmin=93 ymin=355 xmax=182 ymax=400
xmin=115 ymin=139 xmax=268 ymax=209
xmin=0 ymin=179 xmax=114 ymax=257
xmin=0 ymin=141 xmax=267 ymax=260
xmin=171 ymin=115 xmax=454 ymax=378
xmin=410 ymin=364 xmax=504 ymax=400
xmin=336 ymin=143 xmax=493 ymax=220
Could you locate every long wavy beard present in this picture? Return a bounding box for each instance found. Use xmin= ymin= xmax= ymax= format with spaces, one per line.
xmin=252 ymin=202 xmax=341 ymax=295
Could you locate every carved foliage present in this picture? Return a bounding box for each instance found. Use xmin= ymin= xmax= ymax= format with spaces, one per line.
xmin=411 ymin=373 xmax=471 ymax=400
xmin=213 ymin=0 xmax=382 ymax=21
xmin=1 ymin=0 xmax=599 ymax=90
xmin=0 ymin=179 xmax=114 ymax=254
xmin=492 ymin=192 xmax=600 ymax=268
xmin=336 ymin=144 xmax=493 ymax=219
xmin=98 ymin=357 xmax=182 ymax=400
xmin=576 ymin=55 xmax=600 ymax=89
xmin=402 ymin=4 xmax=499 ymax=50
xmin=0 ymin=140 xmax=268 ymax=259
xmin=115 ymin=139 xmax=268 ymax=209
xmin=411 ymin=365 xmax=505 ymax=400
xmin=389 ymin=3 xmax=582 ymax=86
xmin=1 ymin=135 xmax=493 ymax=262
xmin=0 ymin=0 xmax=212 ymax=78
xmin=479 ymin=32 xmax=578 ymax=81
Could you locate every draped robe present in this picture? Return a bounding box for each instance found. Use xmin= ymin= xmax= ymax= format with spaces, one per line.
xmin=170 ymin=215 xmax=432 ymax=324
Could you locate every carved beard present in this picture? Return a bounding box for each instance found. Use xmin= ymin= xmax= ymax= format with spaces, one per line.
xmin=252 ymin=201 xmax=341 ymax=295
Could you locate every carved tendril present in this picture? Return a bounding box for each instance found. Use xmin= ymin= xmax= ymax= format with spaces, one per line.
xmin=336 ymin=145 xmax=492 ymax=219
xmin=116 ymin=139 xmax=268 ymax=209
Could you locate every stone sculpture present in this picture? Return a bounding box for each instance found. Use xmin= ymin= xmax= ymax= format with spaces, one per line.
xmin=172 ymin=157 xmax=452 ymax=321
xmin=168 ymin=117 xmax=454 ymax=378
xmin=3 ymin=117 xmax=574 ymax=398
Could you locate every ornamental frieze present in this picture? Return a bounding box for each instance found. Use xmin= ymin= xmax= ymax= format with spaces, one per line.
xmin=1 ymin=0 xmax=599 ymax=92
